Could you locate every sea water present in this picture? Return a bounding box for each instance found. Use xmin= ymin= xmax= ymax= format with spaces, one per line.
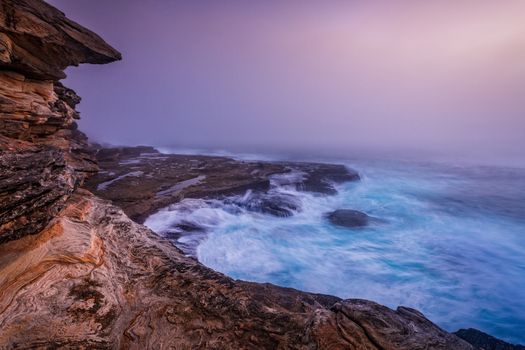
xmin=145 ymin=155 xmax=525 ymax=344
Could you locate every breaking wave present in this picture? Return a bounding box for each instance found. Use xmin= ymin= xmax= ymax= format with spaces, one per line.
xmin=145 ymin=158 xmax=525 ymax=344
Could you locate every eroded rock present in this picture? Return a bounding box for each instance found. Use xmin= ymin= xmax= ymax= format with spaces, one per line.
xmin=0 ymin=0 xmax=121 ymax=243
xmin=0 ymin=192 xmax=475 ymax=349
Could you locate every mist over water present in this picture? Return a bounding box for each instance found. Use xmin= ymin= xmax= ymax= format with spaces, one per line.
xmin=146 ymin=154 xmax=525 ymax=345
xmin=48 ymin=0 xmax=525 ymax=163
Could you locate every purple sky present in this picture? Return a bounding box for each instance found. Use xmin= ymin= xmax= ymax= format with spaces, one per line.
xmin=47 ymin=0 xmax=525 ymax=162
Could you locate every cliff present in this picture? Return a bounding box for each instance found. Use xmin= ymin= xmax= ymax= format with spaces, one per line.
xmin=0 ymin=0 xmax=121 ymax=243
xmin=0 ymin=1 xmax=476 ymax=349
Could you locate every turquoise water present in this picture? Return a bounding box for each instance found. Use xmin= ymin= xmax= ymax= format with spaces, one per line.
xmin=146 ymin=158 xmax=525 ymax=344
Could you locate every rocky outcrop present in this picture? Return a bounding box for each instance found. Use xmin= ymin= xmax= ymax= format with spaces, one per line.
xmin=84 ymin=146 xmax=361 ymax=223
xmin=297 ymin=163 xmax=360 ymax=195
xmin=454 ymin=329 xmax=525 ymax=350
xmin=0 ymin=0 xmax=121 ymax=243
xmin=0 ymin=0 xmax=121 ymax=80
xmin=0 ymin=191 xmax=474 ymax=349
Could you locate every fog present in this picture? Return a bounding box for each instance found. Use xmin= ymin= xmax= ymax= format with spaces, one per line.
xmin=48 ymin=0 xmax=525 ymax=163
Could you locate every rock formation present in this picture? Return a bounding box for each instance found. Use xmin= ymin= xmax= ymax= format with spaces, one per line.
xmin=0 ymin=0 xmax=121 ymax=243
xmin=454 ymin=329 xmax=525 ymax=350
xmin=0 ymin=190 xmax=474 ymax=349
xmin=84 ymin=145 xmax=360 ymax=223
xmin=0 ymin=0 xmax=481 ymax=348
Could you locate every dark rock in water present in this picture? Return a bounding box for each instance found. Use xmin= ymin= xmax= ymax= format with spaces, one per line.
xmin=259 ymin=200 xmax=298 ymax=217
xmin=454 ymin=328 xmax=525 ymax=350
xmin=226 ymin=192 xmax=300 ymax=217
xmin=297 ymin=164 xmax=360 ymax=195
xmin=248 ymin=194 xmax=300 ymax=217
xmin=327 ymin=209 xmax=370 ymax=228
xmin=174 ymin=222 xmax=204 ymax=232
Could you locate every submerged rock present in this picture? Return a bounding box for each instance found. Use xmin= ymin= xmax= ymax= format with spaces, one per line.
xmin=237 ymin=193 xmax=301 ymax=217
xmin=454 ymin=328 xmax=525 ymax=350
xmin=326 ymin=209 xmax=370 ymax=228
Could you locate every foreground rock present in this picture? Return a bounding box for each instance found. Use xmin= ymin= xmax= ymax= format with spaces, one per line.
xmin=0 ymin=190 xmax=474 ymax=349
xmin=454 ymin=329 xmax=525 ymax=350
xmin=0 ymin=0 xmax=121 ymax=243
xmin=327 ymin=209 xmax=371 ymax=228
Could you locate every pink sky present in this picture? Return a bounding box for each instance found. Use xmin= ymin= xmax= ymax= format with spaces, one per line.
xmin=49 ymin=0 xmax=525 ymax=161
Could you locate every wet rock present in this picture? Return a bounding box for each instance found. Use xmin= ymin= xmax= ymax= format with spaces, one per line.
xmin=241 ymin=193 xmax=301 ymax=217
xmin=326 ymin=209 xmax=370 ymax=228
xmin=86 ymin=149 xmax=361 ymax=223
xmin=297 ymin=164 xmax=360 ymax=194
xmin=454 ymin=328 xmax=525 ymax=350
xmin=174 ymin=222 xmax=204 ymax=232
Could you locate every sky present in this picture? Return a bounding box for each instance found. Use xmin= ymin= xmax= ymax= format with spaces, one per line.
xmin=48 ymin=0 xmax=525 ymax=162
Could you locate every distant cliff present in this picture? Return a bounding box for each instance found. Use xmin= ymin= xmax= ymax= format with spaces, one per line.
xmin=0 ymin=1 xmax=477 ymax=349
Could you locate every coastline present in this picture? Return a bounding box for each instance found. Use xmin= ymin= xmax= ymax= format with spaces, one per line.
xmin=84 ymin=145 xmax=359 ymax=224
xmin=1 ymin=1 xmax=522 ymax=348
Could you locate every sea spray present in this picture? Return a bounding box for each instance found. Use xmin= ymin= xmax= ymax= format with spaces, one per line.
xmin=145 ymin=159 xmax=525 ymax=344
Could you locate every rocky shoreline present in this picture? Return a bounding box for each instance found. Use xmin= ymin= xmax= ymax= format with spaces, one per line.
xmin=0 ymin=1 xmax=522 ymax=349
xmin=84 ymin=145 xmax=360 ymax=224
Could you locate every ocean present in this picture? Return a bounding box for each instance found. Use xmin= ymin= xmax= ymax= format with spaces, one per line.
xmin=145 ymin=151 xmax=525 ymax=344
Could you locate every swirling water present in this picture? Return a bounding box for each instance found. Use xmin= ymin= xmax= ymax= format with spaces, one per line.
xmin=145 ymin=157 xmax=525 ymax=344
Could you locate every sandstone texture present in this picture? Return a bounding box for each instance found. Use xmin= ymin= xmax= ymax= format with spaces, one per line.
xmin=0 ymin=191 xmax=474 ymax=349
xmin=0 ymin=0 xmax=121 ymax=243
xmin=0 ymin=1 xmax=495 ymax=349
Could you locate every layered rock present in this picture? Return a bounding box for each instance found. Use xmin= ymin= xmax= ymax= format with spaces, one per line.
xmin=0 ymin=191 xmax=474 ymax=349
xmin=0 ymin=0 xmax=121 ymax=243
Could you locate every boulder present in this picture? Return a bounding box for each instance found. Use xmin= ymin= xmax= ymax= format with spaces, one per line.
xmin=326 ymin=209 xmax=370 ymax=228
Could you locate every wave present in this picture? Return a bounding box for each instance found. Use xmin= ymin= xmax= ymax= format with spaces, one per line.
xmin=144 ymin=158 xmax=525 ymax=344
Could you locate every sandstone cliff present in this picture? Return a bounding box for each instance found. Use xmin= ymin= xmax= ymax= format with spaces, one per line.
xmin=0 ymin=1 xmax=476 ymax=349
xmin=0 ymin=0 xmax=121 ymax=243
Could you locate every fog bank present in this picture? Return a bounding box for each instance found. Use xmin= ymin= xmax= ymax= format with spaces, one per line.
xmin=48 ymin=0 xmax=525 ymax=163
